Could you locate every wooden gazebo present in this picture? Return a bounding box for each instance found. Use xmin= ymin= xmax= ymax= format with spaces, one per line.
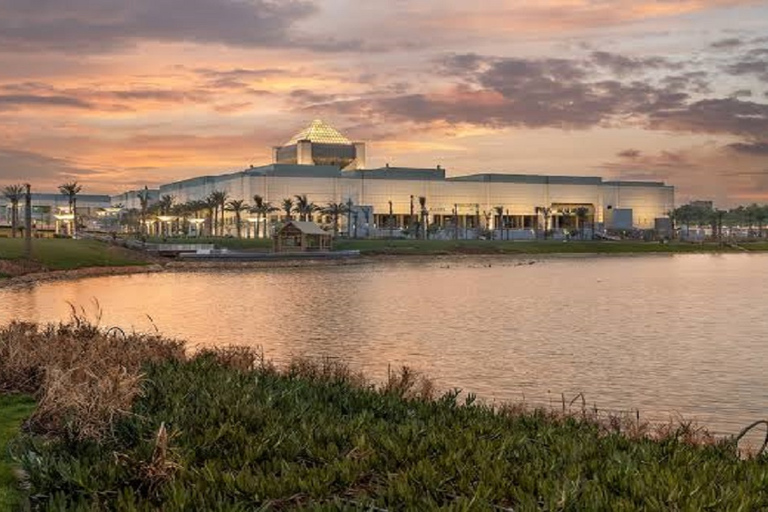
xmin=273 ymin=221 xmax=332 ymax=253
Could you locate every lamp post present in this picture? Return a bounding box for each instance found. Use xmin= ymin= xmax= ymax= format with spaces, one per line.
xmin=453 ymin=204 xmax=458 ymax=241
xmin=505 ymin=209 xmax=510 ymax=241
xmin=346 ymin=198 xmax=354 ymax=238
xmin=474 ymin=204 xmax=480 ymax=240
xmin=409 ymin=195 xmax=414 ymax=238
xmin=388 ymin=200 xmax=393 ymax=239
xmin=24 ymin=184 xmax=32 ymax=258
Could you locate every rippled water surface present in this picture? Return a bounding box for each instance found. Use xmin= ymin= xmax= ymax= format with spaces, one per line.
xmin=2 ymin=254 xmax=768 ymax=436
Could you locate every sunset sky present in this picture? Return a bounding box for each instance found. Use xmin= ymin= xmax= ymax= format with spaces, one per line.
xmin=1 ymin=0 xmax=767 ymax=205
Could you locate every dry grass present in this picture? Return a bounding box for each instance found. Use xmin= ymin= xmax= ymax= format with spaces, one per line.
xmin=0 ymin=312 xmax=185 ymax=440
xmin=196 ymin=345 xmax=266 ymax=373
xmin=382 ymin=364 xmax=436 ymax=400
xmin=286 ymin=355 xmax=368 ymax=388
xmin=493 ymin=392 xmax=721 ymax=453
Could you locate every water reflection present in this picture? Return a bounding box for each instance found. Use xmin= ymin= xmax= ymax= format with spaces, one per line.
xmin=2 ymin=253 xmax=768 ymax=437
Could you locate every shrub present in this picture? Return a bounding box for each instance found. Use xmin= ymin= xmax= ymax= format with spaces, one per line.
xmin=0 ymin=316 xmax=185 ymax=440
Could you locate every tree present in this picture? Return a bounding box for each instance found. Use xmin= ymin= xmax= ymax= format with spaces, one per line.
xmin=281 ymin=198 xmax=294 ymax=222
xmin=674 ymin=204 xmax=693 ymax=238
xmin=204 ymin=196 xmax=218 ymax=237
xmin=293 ymin=194 xmax=316 ymax=222
xmin=493 ymin=206 xmax=504 ymax=240
xmin=208 ymin=191 xmax=228 ymax=236
xmin=157 ymin=194 xmax=175 ymax=215
xmin=713 ymin=209 xmax=727 ymax=241
xmin=575 ymin=206 xmax=590 ymax=240
xmin=322 ymin=202 xmax=349 ymax=236
xmin=535 ymin=206 xmax=552 ymax=240
xmin=171 ymin=201 xmax=195 ymax=236
xmin=58 ymin=181 xmax=82 ymax=236
xmin=752 ymin=204 xmax=768 ymax=238
xmin=226 ymin=199 xmax=249 ymax=238
xmin=137 ymin=187 xmax=152 ymax=237
xmin=346 ymin=198 xmax=354 ymax=237
xmin=183 ymin=199 xmax=208 ymax=237
xmin=250 ymin=195 xmax=278 ymax=238
xmin=2 ymin=184 xmax=24 ymax=238
xmin=418 ymin=196 xmax=428 ymax=239
xmin=665 ymin=209 xmax=677 ymax=239
xmin=252 ymin=194 xmax=265 ymax=237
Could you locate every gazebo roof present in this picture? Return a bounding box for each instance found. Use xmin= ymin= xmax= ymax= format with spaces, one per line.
xmin=280 ymin=220 xmax=329 ymax=236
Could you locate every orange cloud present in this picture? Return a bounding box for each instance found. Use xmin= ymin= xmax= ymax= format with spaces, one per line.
xmin=427 ymin=0 xmax=761 ymax=34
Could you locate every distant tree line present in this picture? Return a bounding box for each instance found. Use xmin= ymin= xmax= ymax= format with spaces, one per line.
xmin=669 ymin=202 xmax=768 ymax=239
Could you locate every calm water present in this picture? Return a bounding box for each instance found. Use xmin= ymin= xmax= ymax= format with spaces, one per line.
xmin=2 ymin=254 xmax=768 ymax=437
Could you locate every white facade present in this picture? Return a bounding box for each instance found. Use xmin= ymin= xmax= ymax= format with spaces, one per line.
xmin=151 ymin=164 xmax=674 ymax=231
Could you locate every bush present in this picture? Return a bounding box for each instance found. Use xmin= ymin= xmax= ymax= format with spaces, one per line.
xmin=0 ymin=316 xmax=185 ymax=440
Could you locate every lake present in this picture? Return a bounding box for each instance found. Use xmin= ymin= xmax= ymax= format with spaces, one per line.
xmin=2 ymin=253 xmax=767 ymax=437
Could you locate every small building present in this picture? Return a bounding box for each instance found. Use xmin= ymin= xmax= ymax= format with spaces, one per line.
xmin=273 ymin=221 xmax=332 ymax=252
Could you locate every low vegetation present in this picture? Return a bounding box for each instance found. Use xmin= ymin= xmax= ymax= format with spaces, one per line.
xmin=138 ymin=236 xmax=768 ymax=256
xmin=0 ymin=238 xmax=150 ymax=277
xmin=2 ymin=318 xmax=768 ymax=509
xmin=0 ymin=394 xmax=35 ymax=510
xmin=335 ymin=239 xmax=757 ymax=255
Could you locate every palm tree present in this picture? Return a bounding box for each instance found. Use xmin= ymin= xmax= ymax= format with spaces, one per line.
xmin=183 ymin=199 xmax=207 ymax=236
xmin=346 ymin=198 xmax=355 ymax=237
xmin=293 ymin=194 xmax=316 ymax=222
xmin=251 ymin=195 xmax=278 ymax=238
xmin=418 ymin=196 xmax=428 ymax=239
xmin=2 ymin=184 xmax=24 ymax=238
xmin=535 ymin=206 xmax=552 ymax=240
xmin=172 ymin=201 xmax=200 ymax=237
xmin=157 ymin=194 xmax=175 ymax=215
xmin=252 ymin=195 xmax=265 ymax=237
xmin=226 ymin=199 xmax=249 ymax=238
xmin=493 ymin=206 xmax=504 ymax=240
xmin=58 ymin=181 xmax=82 ymax=236
xmin=123 ymin=208 xmax=140 ymax=233
xmin=204 ymin=196 xmax=217 ymax=236
xmin=322 ymin=202 xmax=349 ymax=236
xmin=575 ymin=206 xmax=590 ymax=240
xmin=208 ymin=191 xmax=228 ymax=236
xmin=137 ymin=187 xmax=152 ymax=237
xmin=281 ymin=198 xmax=294 ymax=222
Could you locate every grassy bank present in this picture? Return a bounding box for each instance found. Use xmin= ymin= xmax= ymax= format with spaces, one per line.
xmin=0 ymin=395 xmax=35 ymax=510
xmin=0 ymin=238 xmax=151 ymax=277
xmin=334 ymin=239 xmax=755 ymax=255
xmin=141 ymin=236 xmax=768 ymax=255
xmin=2 ymin=320 xmax=768 ymax=509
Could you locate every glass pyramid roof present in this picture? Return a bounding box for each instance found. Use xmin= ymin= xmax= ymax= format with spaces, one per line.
xmin=285 ymin=119 xmax=352 ymax=146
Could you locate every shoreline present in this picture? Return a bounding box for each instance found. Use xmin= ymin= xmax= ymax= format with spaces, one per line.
xmin=2 ymin=246 xmax=768 ymax=287
xmin=0 ymin=264 xmax=165 ymax=288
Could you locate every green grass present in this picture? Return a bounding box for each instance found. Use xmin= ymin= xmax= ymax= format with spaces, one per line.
xmin=334 ymin=238 xmax=753 ymax=255
xmin=0 ymin=238 xmax=150 ymax=271
xmin=0 ymin=395 xmax=35 ymax=510
xmin=12 ymin=357 xmax=768 ymax=510
xmin=740 ymin=241 xmax=768 ymax=251
xmin=139 ymin=236 xmax=768 ymax=256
